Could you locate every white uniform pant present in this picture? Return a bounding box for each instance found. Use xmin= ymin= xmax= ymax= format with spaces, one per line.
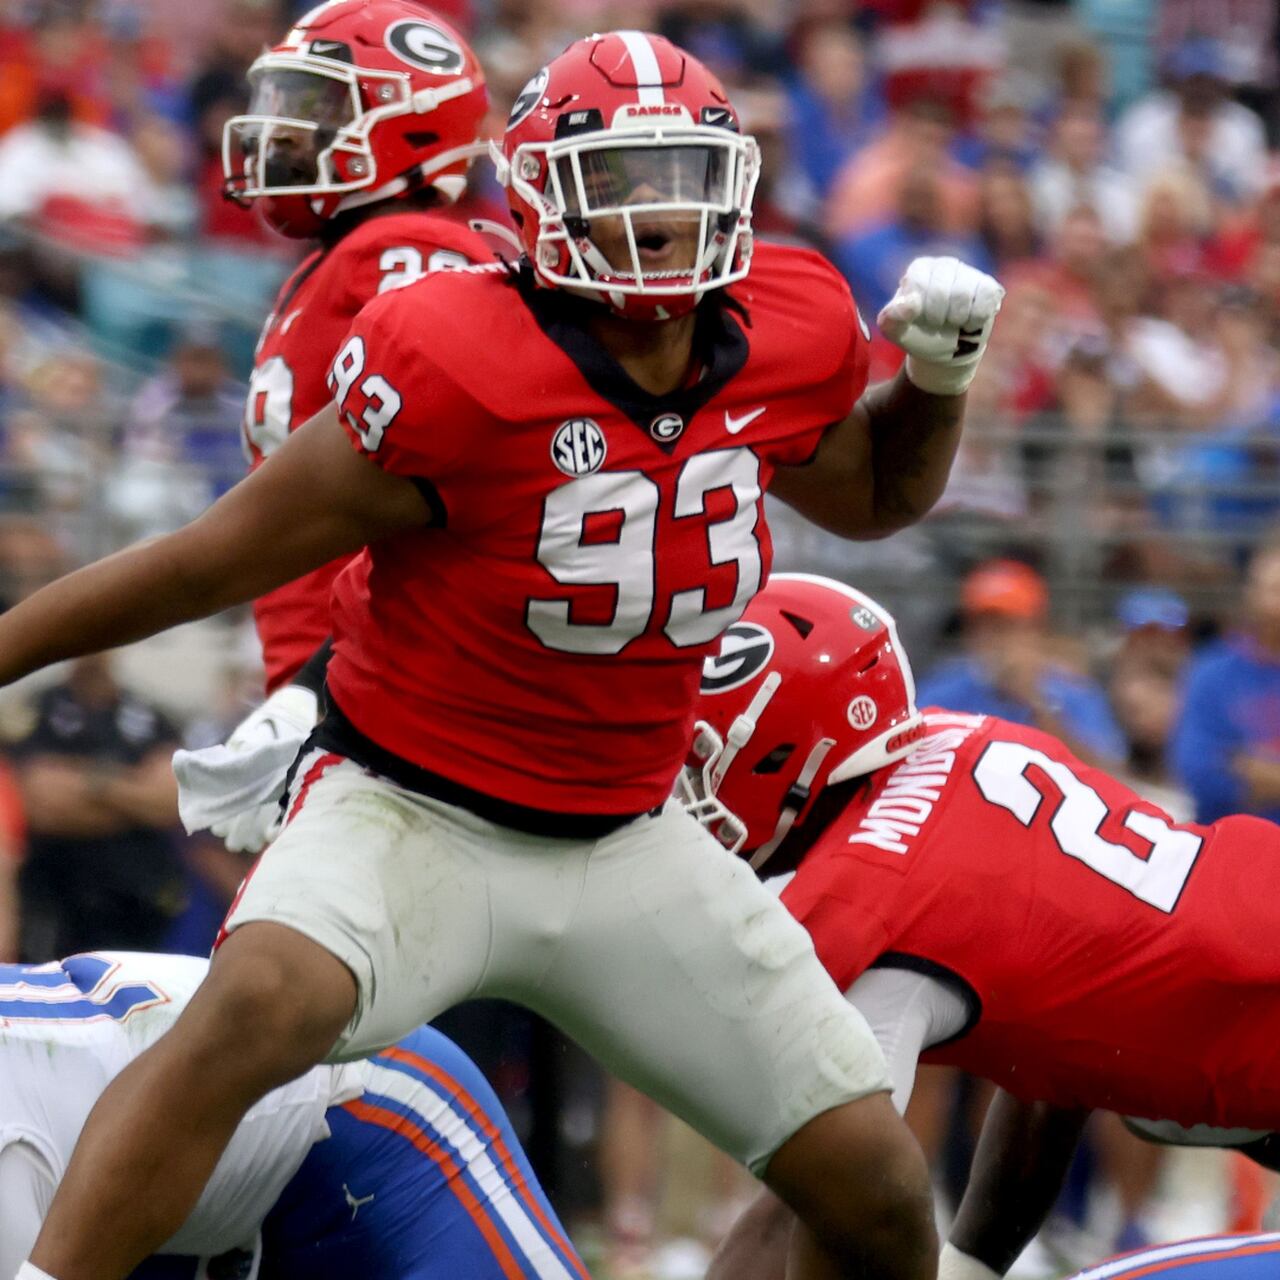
xmin=224 ymin=755 xmax=891 ymax=1174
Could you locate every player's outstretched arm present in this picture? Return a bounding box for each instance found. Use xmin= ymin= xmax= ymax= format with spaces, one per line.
xmin=943 ymin=1090 xmax=1090 ymax=1280
xmin=0 ymin=404 xmax=429 ymax=690
xmin=771 ymin=257 xmax=1004 ymax=539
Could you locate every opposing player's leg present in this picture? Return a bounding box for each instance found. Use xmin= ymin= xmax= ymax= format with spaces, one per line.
xmin=493 ymin=801 xmax=936 ymax=1280
xmin=27 ymin=756 xmax=526 ymax=1280
xmin=261 ymin=1025 xmax=588 ymax=1279
xmin=27 ymin=921 xmax=356 ymax=1280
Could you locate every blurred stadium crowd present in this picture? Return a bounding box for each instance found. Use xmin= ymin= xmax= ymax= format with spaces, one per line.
xmin=2 ymin=0 xmax=1280 ymax=1275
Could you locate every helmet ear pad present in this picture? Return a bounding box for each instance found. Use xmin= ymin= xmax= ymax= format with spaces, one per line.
xmin=688 ymin=574 xmax=925 ymax=863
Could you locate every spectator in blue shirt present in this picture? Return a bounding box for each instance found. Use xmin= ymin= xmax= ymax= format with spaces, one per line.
xmin=784 ymin=19 xmax=885 ymax=208
xmin=1172 ymin=535 xmax=1280 ymax=824
xmin=918 ymin=558 xmax=1127 ymax=766
xmin=834 ymin=162 xmax=992 ymax=319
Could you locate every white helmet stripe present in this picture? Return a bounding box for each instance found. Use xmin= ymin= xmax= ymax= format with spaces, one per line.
xmin=616 ymin=30 xmax=666 ymax=106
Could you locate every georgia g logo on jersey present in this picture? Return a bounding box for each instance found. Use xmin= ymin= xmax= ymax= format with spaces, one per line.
xmin=385 ymin=19 xmax=465 ymax=74
xmin=701 ymin=623 xmax=774 ymax=694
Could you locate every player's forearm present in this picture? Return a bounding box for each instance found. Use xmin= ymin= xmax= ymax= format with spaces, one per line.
xmin=948 ymin=1091 xmax=1089 ymax=1274
xmin=770 ymin=370 xmax=966 ymax=539
xmin=862 ymin=368 xmax=965 ymax=535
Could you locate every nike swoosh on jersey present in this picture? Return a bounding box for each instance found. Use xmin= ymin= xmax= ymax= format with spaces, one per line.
xmin=281 ymin=308 xmax=305 ymax=334
xmin=725 ymin=406 xmax=767 ymax=435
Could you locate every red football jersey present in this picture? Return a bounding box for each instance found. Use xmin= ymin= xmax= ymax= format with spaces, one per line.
xmin=783 ymin=710 xmax=1280 ymax=1129
xmin=245 ymin=211 xmax=491 ymax=691
xmin=326 ymin=242 xmax=871 ymax=815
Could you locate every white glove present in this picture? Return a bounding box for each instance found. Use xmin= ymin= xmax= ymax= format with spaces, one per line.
xmin=877 ymin=256 xmax=1005 ymax=396
xmin=172 ymin=684 xmax=319 ymax=854
xmin=937 ymin=1244 xmax=1003 ymax=1280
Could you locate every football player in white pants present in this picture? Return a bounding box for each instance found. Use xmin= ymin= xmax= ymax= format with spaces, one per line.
xmin=0 ymin=952 xmax=586 ymax=1280
xmin=5 ymin=25 xmax=1003 ymax=1280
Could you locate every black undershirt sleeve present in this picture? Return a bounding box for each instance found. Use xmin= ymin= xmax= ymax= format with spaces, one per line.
xmin=290 ymin=637 xmax=333 ymax=698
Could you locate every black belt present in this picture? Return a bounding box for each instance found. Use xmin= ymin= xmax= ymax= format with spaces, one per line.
xmin=303 ymin=695 xmax=652 ymax=840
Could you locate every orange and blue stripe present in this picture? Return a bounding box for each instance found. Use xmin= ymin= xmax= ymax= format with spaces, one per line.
xmin=260 ymin=1023 xmax=587 ymax=1280
xmin=1069 ymin=1233 xmax=1280 ymax=1280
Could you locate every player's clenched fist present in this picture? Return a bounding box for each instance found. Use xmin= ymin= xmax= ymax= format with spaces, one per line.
xmin=877 ymin=256 xmax=1005 ymax=396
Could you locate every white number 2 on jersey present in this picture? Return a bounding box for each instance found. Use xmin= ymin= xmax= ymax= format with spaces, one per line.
xmin=243 ymin=356 xmax=295 ymax=460
xmin=378 ymin=246 xmax=470 ymax=294
xmin=973 ymin=740 xmax=1203 ymax=913
xmin=528 ymin=449 xmax=763 ymax=655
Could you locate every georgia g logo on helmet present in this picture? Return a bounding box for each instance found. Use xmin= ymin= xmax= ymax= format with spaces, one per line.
xmin=701 ymin=623 xmax=774 ymax=694
xmin=508 ymin=67 xmax=549 ymax=130
xmin=384 ymin=18 xmax=466 ymax=74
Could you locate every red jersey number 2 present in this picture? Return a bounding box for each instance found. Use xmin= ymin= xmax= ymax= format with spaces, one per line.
xmin=973 ymin=739 xmax=1204 ymax=913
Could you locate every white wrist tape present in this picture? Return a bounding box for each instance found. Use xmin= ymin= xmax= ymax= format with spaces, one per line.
xmin=905 ymin=354 xmax=979 ymax=397
xmin=938 ymin=1243 xmax=1003 ymax=1280
xmin=17 ymin=1264 xmax=60 ymax=1280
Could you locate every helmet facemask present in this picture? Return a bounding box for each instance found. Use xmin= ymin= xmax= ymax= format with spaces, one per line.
xmin=224 ymin=52 xmax=481 ymax=211
xmin=502 ymin=123 xmax=759 ymax=317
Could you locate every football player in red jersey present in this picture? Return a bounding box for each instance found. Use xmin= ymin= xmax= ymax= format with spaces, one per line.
xmin=8 ymin=32 xmax=1004 ymax=1280
xmin=174 ymin=0 xmax=493 ymax=852
xmin=684 ymin=574 xmax=1280 ymax=1280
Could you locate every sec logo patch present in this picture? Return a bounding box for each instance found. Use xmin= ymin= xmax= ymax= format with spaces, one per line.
xmin=552 ymin=419 xmax=607 ymax=476
xmin=847 ymin=695 xmax=878 ymax=730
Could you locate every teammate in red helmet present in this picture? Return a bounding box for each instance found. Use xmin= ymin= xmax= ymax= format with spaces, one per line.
xmin=685 ymin=574 xmax=1280 ymax=1280
xmin=223 ymin=0 xmax=487 ymax=240
xmin=171 ymin=0 xmax=493 ymax=853
xmin=12 ymin=30 xmax=1003 ymax=1280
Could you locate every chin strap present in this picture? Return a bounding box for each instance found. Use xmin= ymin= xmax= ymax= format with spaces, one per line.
xmin=333 ymin=140 xmax=488 ymax=217
xmin=468 ymin=218 xmax=524 ymax=258
xmin=711 ymin=672 xmax=781 ymax=791
xmin=748 ymin=736 xmax=836 ymax=870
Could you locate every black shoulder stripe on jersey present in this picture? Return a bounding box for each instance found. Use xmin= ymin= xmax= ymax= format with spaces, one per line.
xmin=519 ymin=279 xmax=751 ymax=455
xmin=868 ymin=951 xmax=983 ymax=1048
xmin=409 ymin=475 xmax=448 ymax=528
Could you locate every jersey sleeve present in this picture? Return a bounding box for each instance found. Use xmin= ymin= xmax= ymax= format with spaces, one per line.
xmin=330 ymin=284 xmax=476 ymax=486
xmin=780 ymin=854 xmax=894 ymax=993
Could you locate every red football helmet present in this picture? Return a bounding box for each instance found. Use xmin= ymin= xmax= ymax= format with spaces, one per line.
xmin=681 ymin=574 xmax=926 ymax=868
xmin=495 ymin=30 xmax=760 ymax=321
xmin=222 ymin=0 xmax=486 ymax=238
